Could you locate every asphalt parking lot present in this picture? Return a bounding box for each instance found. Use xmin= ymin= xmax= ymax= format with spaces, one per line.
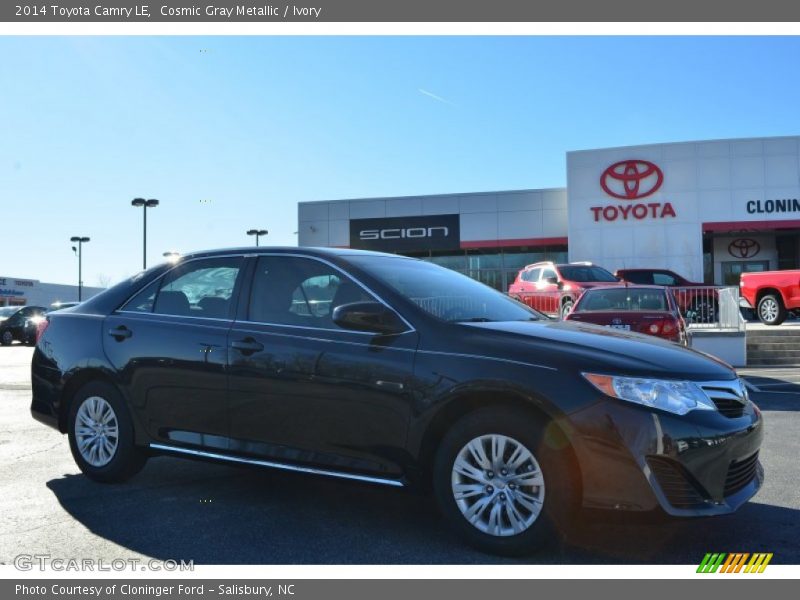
xmin=1 ymin=344 xmax=799 ymax=565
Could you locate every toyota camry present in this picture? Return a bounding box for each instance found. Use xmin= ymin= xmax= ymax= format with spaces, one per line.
xmin=31 ymin=247 xmax=763 ymax=555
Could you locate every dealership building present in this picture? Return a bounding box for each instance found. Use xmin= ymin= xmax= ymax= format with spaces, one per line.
xmin=0 ymin=276 xmax=104 ymax=308
xmin=298 ymin=135 xmax=800 ymax=292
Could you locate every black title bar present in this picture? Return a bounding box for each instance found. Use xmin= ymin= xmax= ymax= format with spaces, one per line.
xmin=5 ymin=0 xmax=800 ymax=22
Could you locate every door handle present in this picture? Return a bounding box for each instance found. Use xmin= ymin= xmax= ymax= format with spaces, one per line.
xmin=230 ymin=338 xmax=264 ymax=354
xmin=108 ymin=326 xmax=132 ymax=340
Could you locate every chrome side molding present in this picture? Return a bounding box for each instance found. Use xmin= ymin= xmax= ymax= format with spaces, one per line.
xmin=148 ymin=443 xmax=405 ymax=487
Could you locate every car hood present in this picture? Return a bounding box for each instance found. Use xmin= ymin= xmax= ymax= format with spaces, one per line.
xmin=461 ymin=319 xmax=734 ymax=380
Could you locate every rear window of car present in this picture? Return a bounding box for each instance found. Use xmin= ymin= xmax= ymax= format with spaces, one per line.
xmin=576 ymin=288 xmax=668 ymax=312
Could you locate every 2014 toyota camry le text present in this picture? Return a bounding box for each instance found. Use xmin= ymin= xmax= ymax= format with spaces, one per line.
xmin=30 ymin=247 xmax=764 ymax=555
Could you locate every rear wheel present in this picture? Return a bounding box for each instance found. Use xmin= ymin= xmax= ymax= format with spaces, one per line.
xmin=1 ymin=330 xmax=13 ymax=345
xmin=67 ymin=381 xmax=147 ymax=482
xmin=433 ymin=407 xmax=578 ymax=556
xmin=757 ymin=294 xmax=787 ymax=326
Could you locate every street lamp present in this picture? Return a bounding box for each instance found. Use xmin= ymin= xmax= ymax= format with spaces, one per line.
xmin=247 ymin=229 xmax=268 ymax=247
xmin=70 ymin=236 xmax=90 ymax=301
xmin=131 ymin=198 xmax=159 ymax=269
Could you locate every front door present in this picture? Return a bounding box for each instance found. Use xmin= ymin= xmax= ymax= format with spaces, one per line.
xmin=227 ymin=254 xmax=418 ymax=479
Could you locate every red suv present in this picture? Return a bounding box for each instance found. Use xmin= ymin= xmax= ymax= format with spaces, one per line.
xmin=509 ymin=261 xmax=622 ymax=319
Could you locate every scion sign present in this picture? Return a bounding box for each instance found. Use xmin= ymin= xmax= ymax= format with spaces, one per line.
xmin=349 ymin=214 xmax=460 ymax=252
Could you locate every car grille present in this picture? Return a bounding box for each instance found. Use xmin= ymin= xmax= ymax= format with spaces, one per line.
xmin=646 ymin=456 xmax=708 ymax=509
xmin=698 ymin=380 xmax=747 ymax=418
xmin=724 ymin=452 xmax=760 ymax=497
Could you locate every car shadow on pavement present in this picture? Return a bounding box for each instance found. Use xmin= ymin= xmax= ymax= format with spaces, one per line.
xmin=750 ymin=389 xmax=800 ymax=412
xmin=46 ymin=456 xmax=800 ymax=565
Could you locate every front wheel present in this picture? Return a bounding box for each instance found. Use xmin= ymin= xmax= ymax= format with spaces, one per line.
xmin=757 ymin=294 xmax=787 ymax=326
xmin=67 ymin=381 xmax=147 ymax=483
xmin=433 ymin=407 xmax=578 ymax=556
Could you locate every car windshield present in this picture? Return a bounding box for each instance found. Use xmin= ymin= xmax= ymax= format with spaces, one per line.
xmin=348 ymin=255 xmax=543 ymax=322
xmin=576 ymin=288 xmax=669 ymax=312
xmin=0 ymin=306 xmax=20 ymax=317
xmin=558 ymin=265 xmax=618 ymax=282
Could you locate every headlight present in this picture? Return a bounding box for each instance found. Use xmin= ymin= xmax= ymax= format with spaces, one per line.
xmin=583 ymin=373 xmax=716 ymax=415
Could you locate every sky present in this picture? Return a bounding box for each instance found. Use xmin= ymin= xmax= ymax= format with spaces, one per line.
xmin=3 ymin=36 xmax=800 ymax=285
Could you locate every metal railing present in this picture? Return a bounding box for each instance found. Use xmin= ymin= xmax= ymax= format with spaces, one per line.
xmin=673 ymin=286 xmax=744 ymax=332
xmin=508 ymin=290 xmax=577 ymax=320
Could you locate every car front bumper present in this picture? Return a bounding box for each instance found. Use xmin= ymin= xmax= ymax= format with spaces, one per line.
xmin=567 ymin=392 xmax=764 ymax=516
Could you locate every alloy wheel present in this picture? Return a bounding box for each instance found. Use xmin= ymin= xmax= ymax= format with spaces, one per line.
xmin=1 ymin=331 xmax=12 ymax=345
xmin=451 ymin=434 xmax=545 ymax=537
xmin=75 ymin=396 xmax=119 ymax=467
xmin=760 ymin=298 xmax=779 ymax=323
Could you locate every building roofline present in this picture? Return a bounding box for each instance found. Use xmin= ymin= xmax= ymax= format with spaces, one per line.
xmin=298 ymin=187 xmax=567 ymax=206
xmin=567 ymin=134 xmax=800 ymax=156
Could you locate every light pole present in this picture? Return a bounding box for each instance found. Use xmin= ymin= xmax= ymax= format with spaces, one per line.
xmin=70 ymin=236 xmax=90 ymax=301
xmin=247 ymin=229 xmax=268 ymax=247
xmin=131 ymin=198 xmax=159 ymax=269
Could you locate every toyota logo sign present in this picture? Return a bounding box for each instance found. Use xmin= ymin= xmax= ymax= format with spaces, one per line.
xmin=728 ymin=238 xmax=761 ymax=259
xmin=600 ymin=160 xmax=664 ymax=200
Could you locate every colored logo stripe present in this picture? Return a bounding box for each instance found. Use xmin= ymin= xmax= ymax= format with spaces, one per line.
xmin=697 ymin=552 xmax=772 ymax=573
xmin=697 ymin=553 xmax=726 ymax=573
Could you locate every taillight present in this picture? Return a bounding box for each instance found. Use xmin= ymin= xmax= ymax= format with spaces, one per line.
xmin=35 ymin=318 xmax=49 ymax=343
xmin=642 ymin=318 xmax=680 ymax=340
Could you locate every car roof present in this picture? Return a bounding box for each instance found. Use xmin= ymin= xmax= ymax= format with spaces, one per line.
xmin=524 ymin=261 xmax=595 ymax=269
xmin=616 ymin=268 xmax=673 ymax=273
xmin=175 ymin=246 xmax=408 ymax=262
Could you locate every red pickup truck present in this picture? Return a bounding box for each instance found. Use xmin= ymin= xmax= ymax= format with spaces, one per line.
xmin=740 ymin=270 xmax=800 ymax=325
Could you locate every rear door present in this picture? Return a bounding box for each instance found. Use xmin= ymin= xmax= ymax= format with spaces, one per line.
xmin=536 ymin=267 xmax=560 ymax=315
xmin=103 ymin=256 xmax=245 ymax=449
xmin=515 ymin=267 xmax=540 ymax=309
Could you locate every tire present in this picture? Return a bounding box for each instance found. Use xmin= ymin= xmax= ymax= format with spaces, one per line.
xmin=67 ymin=381 xmax=147 ymax=483
xmin=560 ymin=300 xmax=574 ymax=320
xmin=757 ymin=294 xmax=787 ymax=326
xmin=433 ymin=407 xmax=579 ymax=556
xmin=1 ymin=330 xmax=13 ymax=346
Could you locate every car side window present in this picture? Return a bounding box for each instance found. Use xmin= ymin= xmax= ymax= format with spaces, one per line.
xmin=522 ymin=268 xmax=540 ymax=282
xmin=540 ymin=268 xmax=557 ymax=282
xmin=624 ymin=271 xmax=653 ymax=284
xmin=653 ymin=272 xmax=678 ymax=286
xmin=249 ymin=256 xmax=373 ymax=329
xmin=122 ymin=257 xmax=243 ymax=319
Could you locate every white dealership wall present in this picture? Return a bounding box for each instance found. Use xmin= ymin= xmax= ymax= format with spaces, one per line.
xmin=567 ymin=136 xmax=800 ymax=282
xmin=298 ymin=188 xmax=568 ymax=248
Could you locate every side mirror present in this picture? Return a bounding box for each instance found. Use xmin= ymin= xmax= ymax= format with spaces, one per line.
xmin=332 ymin=301 xmax=407 ymax=335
